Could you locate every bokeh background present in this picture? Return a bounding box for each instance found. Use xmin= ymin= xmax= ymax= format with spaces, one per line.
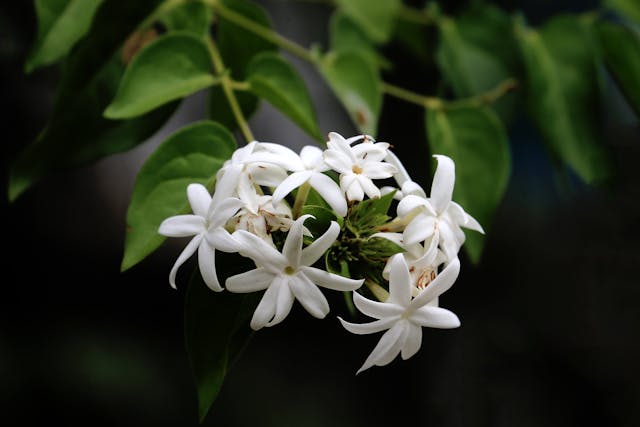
xmin=2 ymin=0 xmax=639 ymax=426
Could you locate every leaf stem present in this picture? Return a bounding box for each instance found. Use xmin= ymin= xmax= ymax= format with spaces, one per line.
xmin=383 ymin=78 xmax=518 ymax=110
xmin=382 ymin=83 xmax=443 ymax=109
xmin=207 ymin=0 xmax=317 ymax=64
xmin=442 ymin=78 xmax=518 ymax=109
xmin=292 ymin=181 xmax=311 ymax=219
xmin=206 ymin=0 xmax=515 ymax=112
xmin=206 ymin=37 xmax=255 ymax=142
xmin=397 ymin=3 xmax=439 ymax=26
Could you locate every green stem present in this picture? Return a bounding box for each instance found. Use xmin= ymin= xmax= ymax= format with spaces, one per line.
xmin=139 ymin=0 xmax=187 ymax=29
xmin=292 ymin=181 xmax=311 ymax=219
xmin=442 ymin=78 xmax=518 ymax=110
xmin=207 ymin=0 xmax=317 ymax=63
xmin=205 ymin=0 xmax=515 ymax=113
xmin=365 ymin=280 xmax=389 ymax=302
xmin=382 ymin=83 xmax=443 ymax=109
xmin=397 ymin=3 xmax=438 ymax=25
xmin=383 ymin=78 xmax=518 ymax=111
xmin=206 ymin=37 xmax=255 ymax=142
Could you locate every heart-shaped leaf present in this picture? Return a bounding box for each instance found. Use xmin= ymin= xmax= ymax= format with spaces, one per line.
xmin=247 ymin=52 xmax=322 ymax=140
xmin=25 ymin=0 xmax=104 ymax=72
xmin=104 ymin=33 xmax=216 ymax=119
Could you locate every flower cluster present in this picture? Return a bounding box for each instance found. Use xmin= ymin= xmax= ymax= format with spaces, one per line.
xmin=159 ymin=132 xmax=483 ymax=373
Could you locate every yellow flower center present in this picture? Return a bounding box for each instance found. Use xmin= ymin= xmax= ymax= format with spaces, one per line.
xmin=352 ymin=165 xmax=363 ymax=174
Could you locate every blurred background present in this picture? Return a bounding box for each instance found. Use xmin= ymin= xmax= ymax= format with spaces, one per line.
xmin=2 ymin=0 xmax=639 ymax=426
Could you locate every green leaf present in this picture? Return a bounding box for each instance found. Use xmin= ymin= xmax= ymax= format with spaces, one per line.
xmin=347 ymin=190 xmax=396 ymax=236
xmin=595 ymin=22 xmax=640 ymax=116
xmin=604 ymin=0 xmax=640 ymax=22
xmin=9 ymin=0 xmax=171 ymax=202
xmin=161 ymin=0 xmax=213 ymax=37
xmin=435 ymin=5 xmax=520 ymax=122
xmin=185 ymin=257 xmax=260 ymax=423
xmin=301 ymin=205 xmax=339 ymax=238
xmin=25 ymin=0 xmax=104 ymax=72
xmin=121 ymin=121 xmax=236 ymax=271
xmin=329 ymin=11 xmax=389 ymax=69
xmin=321 ymin=51 xmax=382 ymax=136
xmin=247 ymin=53 xmax=322 ymax=140
xmin=104 ymin=33 xmax=216 ymax=119
xmin=426 ymin=107 xmax=511 ymax=264
xmin=515 ymin=15 xmax=613 ymax=184
xmin=334 ymin=0 xmax=400 ymax=43
xmin=210 ymin=0 xmax=276 ymax=130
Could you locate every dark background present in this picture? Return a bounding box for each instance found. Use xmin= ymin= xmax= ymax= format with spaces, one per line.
xmin=2 ymin=1 xmax=639 ymax=426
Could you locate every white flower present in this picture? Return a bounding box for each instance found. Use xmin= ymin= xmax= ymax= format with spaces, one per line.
xmin=398 ymin=155 xmax=484 ymax=257
xmin=323 ymin=132 xmax=397 ymax=201
xmin=269 ymin=145 xmax=348 ymax=217
xmin=374 ymin=232 xmax=446 ymax=297
xmin=226 ymin=215 xmax=364 ymax=330
xmin=214 ymin=141 xmax=288 ymax=200
xmin=340 ymin=254 xmax=461 ymax=374
xmin=158 ymin=184 xmax=243 ymax=291
xmin=231 ymin=173 xmax=294 ymax=241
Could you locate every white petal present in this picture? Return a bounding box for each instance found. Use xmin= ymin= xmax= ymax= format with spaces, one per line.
xmin=237 ymin=173 xmax=260 ymax=213
xmin=370 ymin=232 xmax=405 ymax=248
xmin=283 ymin=215 xmax=311 ymax=267
xmin=206 ymin=228 xmax=239 ymax=252
xmin=384 ymin=150 xmax=411 ymax=186
xmin=327 ymin=132 xmax=354 ymax=157
xmin=300 ymin=221 xmax=340 ymax=266
xmin=212 ymin=164 xmax=242 ymax=203
xmin=397 ymin=194 xmax=434 ymax=217
xmin=168 ymin=235 xmax=202 ymax=288
xmin=266 ymin=276 xmax=295 ymax=327
xmin=338 ymin=315 xmax=399 ymax=335
xmin=344 ymin=134 xmax=367 ymax=145
xmin=232 ymin=230 xmax=287 ymax=271
xmin=357 ymin=175 xmax=381 ymax=199
xmin=352 ymin=292 xmax=404 ymax=319
xmin=387 ymin=254 xmax=412 ymax=306
xmin=323 ymin=149 xmax=353 ymax=173
xmin=410 ymin=257 xmax=461 ymax=309
xmin=252 ymin=142 xmax=302 ymax=171
xmin=411 ymin=306 xmax=460 ymax=329
xmin=309 ymin=173 xmax=347 ymax=217
xmin=357 ymin=321 xmax=409 ymax=374
xmin=225 ymin=267 xmax=274 ymax=293
xmin=250 ymin=279 xmax=280 ymax=330
xmin=401 ymin=181 xmax=427 ymax=198
xmin=438 ymin=220 xmax=463 ymax=259
xmin=449 ymin=202 xmax=484 ymax=233
xmin=401 ymin=323 xmax=423 ymax=360
xmin=351 ymin=143 xmax=388 ymax=160
xmin=361 ymin=162 xmax=396 ymax=179
xmin=403 ymin=214 xmax=436 ymax=245
xmin=430 ymin=155 xmax=455 ymax=214
xmin=159 ymin=215 xmax=205 ymax=237
xmin=249 ymin=163 xmax=289 ymax=187
xmin=272 ymin=171 xmax=312 ymax=203
xmin=187 ymin=183 xmax=212 ymax=217
xmin=343 ymin=175 xmax=364 ymax=201
xmin=300 ymin=145 xmax=326 ymax=170
xmin=301 ymin=267 xmax=363 ymax=291
xmin=209 ymin=197 xmax=244 ymax=228
xmin=198 ymin=240 xmax=222 ymax=291
xmin=289 ymin=274 xmax=330 ymax=319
